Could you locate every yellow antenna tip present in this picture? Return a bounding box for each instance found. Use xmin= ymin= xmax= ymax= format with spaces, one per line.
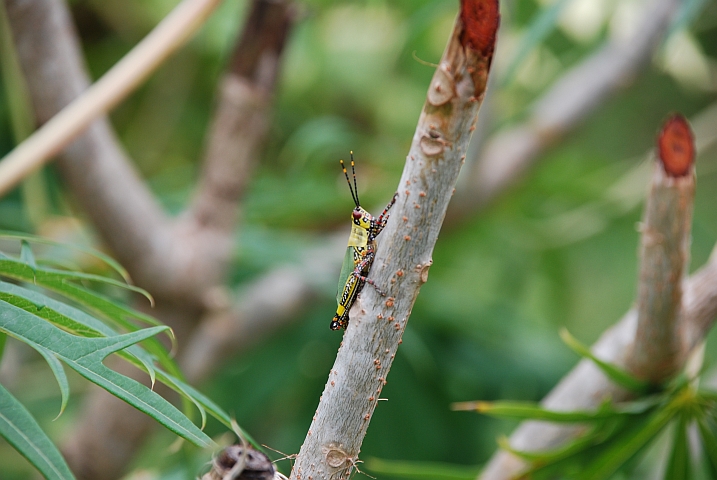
xmin=350 ymin=150 xmax=353 ymax=155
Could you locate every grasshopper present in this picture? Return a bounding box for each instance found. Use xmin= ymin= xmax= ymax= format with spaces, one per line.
xmin=331 ymin=152 xmax=397 ymax=330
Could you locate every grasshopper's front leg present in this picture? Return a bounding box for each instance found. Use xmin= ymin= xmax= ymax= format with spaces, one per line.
xmin=352 ymin=250 xmax=385 ymax=296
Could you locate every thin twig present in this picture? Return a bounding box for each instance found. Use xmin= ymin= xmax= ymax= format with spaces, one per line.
xmin=0 ymin=0 xmax=223 ymax=196
xmin=290 ymin=1 xmax=499 ymax=478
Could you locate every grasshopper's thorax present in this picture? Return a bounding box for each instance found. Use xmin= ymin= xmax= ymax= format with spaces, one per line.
xmin=347 ymin=207 xmax=374 ymax=248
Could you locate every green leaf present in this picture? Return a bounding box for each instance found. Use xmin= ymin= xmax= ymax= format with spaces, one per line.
xmin=697 ymin=418 xmax=717 ymax=477
xmin=0 ymin=259 xmax=179 ymax=377
xmin=0 ymin=300 xmax=213 ymax=447
xmin=0 ymin=281 xmax=160 ymax=386
xmin=0 ymin=382 xmax=75 ymax=480
xmin=366 ymin=457 xmax=480 ymax=480
xmin=560 ymin=328 xmax=650 ymax=393
xmin=34 ymin=346 xmax=70 ymax=419
xmin=664 ymin=413 xmax=691 ymax=480
xmin=0 ymin=282 xmax=242 ymax=432
xmin=454 ymin=400 xmax=622 ymax=422
xmin=20 ymin=240 xmax=36 ymax=270
xmin=0 ymin=253 xmax=155 ymax=315
xmin=578 ymin=404 xmax=676 ymax=480
xmin=0 ymin=230 xmax=131 ymax=282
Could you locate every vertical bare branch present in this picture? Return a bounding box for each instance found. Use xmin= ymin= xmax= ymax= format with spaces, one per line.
xmin=627 ymin=115 xmax=695 ymax=383
xmin=290 ymin=2 xmax=500 ymax=478
xmin=478 ymin=116 xmax=707 ymax=480
xmin=189 ymin=0 xmax=294 ymax=234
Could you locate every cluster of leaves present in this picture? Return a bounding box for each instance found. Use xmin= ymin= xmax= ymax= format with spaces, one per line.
xmin=463 ymin=331 xmax=717 ymax=480
xmin=0 ymin=232 xmax=244 ymax=480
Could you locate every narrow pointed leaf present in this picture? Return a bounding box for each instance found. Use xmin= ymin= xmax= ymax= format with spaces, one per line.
xmin=366 ymin=457 xmax=480 ymax=480
xmin=0 ymin=230 xmax=131 ymax=282
xmin=664 ymin=413 xmax=691 ymax=480
xmin=0 ymin=253 xmax=155 ymax=316
xmin=20 ymin=240 xmax=36 ymax=270
xmin=0 ymin=281 xmax=163 ymax=383
xmin=454 ymin=400 xmax=620 ymax=422
xmin=0 ymin=382 xmax=75 ymax=480
xmin=34 ymin=346 xmax=69 ymax=419
xmin=560 ymin=328 xmax=650 ymax=393
xmin=578 ymin=405 xmax=676 ymax=480
xmin=0 ymin=301 xmax=212 ymax=447
xmin=697 ymin=418 xmax=717 ymax=476
xmin=0 ymin=278 xmax=177 ymax=378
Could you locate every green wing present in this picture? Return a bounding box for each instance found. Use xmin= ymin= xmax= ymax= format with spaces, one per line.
xmin=337 ymin=248 xmax=355 ymax=304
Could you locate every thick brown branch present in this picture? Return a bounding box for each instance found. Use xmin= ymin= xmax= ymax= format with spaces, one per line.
xmin=449 ymin=0 xmax=679 ymax=221
xmin=290 ymin=2 xmax=499 ymax=478
xmin=627 ymin=115 xmax=695 ymax=383
xmin=189 ymin=0 xmax=294 ymax=234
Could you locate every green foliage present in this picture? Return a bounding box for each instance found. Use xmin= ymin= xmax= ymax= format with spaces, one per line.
xmin=0 ymin=383 xmax=74 ymax=480
xmin=0 ymin=235 xmax=231 ymax=477
xmin=464 ymin=349 xmax=717 ymax=480
xmin=1 ymin=0 xmax=717 ymax=478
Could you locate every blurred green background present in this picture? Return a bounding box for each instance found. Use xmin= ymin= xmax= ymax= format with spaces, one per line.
xmin=1 ymin=0 xmax=717 ymax=478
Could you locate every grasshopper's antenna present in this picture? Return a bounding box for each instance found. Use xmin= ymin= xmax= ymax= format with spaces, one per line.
xmin=350 ymin=151 xmax=360 ymax=207
xmin=340 ymin=158 xmax=359 ymax=207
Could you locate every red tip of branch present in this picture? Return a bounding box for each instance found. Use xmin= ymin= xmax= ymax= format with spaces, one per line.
xmin=460 ymin=0 xmax=500 ymax=58
xmin=658 ymin=114 xmax=695 ymax=177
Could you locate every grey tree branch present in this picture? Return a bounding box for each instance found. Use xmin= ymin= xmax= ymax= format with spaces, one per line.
xmin=189 ymin=0 xmax=294 ymax=235
xmin=478 ymin=117 xmax=712 ymax=480
xmin=4 ymin=0 xmax=295 ymax=478
xmin=0 ymin=0 xmax=223 ymax=196
xmin=289 ymin=1 xmax=500 ymax=478
xmin=627 ymin=115 xmax=695 ymax=383
xmin=448 ymin=0 xmax=680 ymax=222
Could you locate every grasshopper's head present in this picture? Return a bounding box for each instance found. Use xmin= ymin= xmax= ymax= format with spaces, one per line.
xmin=351 ymin=206 xmax=372 ymax=230
xmin=340 ymin=152 xmax=374 ymax=230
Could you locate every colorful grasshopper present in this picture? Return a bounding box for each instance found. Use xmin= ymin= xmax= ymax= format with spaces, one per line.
xmin=331 ymin=152 xmax=397 ymax=330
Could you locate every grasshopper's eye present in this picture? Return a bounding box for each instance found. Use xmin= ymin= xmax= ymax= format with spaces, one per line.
xmin=352 ymin=209 xmax=362 ymax=220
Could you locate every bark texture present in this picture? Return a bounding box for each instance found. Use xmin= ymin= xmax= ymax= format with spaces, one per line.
xmin=290 ymin=1 xmax=499 ymax=478
xmin=628 ymin=115 xmax=695 ymax=383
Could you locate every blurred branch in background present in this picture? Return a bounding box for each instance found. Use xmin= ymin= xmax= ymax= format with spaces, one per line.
xmin=4 ymin=0 xmax=294 ymax=477
xmin=478 ymin=116 xmax=716 ymax=480
xmin=627 ymin=115 xmax=695 ymax=384
xmin=449 ymin=0 xmax=680 ymax=223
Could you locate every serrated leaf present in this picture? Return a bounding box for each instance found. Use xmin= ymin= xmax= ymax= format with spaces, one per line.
xmin=0 ymin=230 xmax=130 ymax=282
xmin=664 ymin=413 xmax=690 ymax=479
xmin=0 ymin=382 xmax=75 ymax=480
xmin=560 ymin=328 xmax=650 ymax=393
xmin=0 ymin=300 xmax=213 ymax=447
